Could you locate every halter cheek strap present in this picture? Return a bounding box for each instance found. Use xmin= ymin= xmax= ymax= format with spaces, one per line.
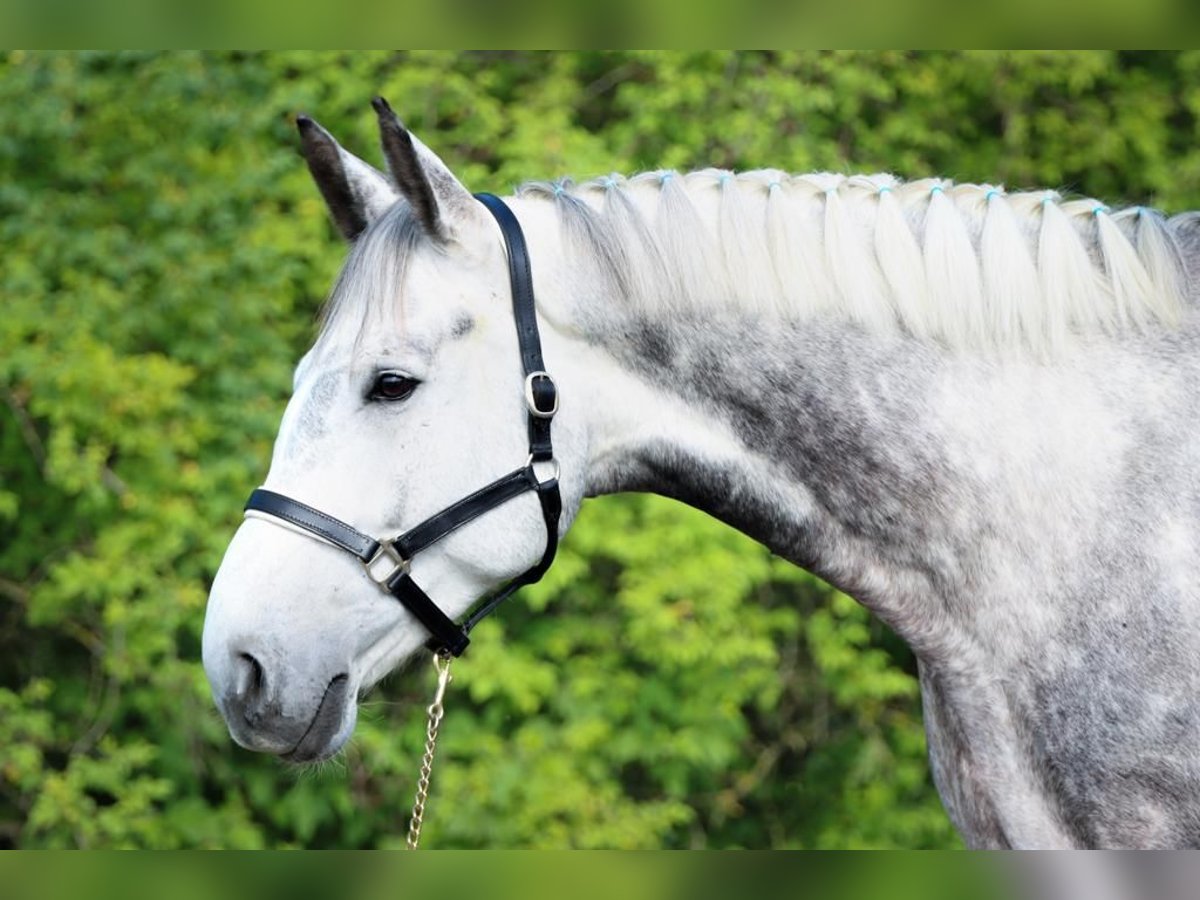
xmin=242 ymin=193 xmax=561 ymax=657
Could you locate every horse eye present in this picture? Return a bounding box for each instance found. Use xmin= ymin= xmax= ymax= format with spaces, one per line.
xmin=369 ymin=372 xmax=419 ymax=402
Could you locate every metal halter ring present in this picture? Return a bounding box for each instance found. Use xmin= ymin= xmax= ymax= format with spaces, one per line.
xmin=526 ymin=454 xmax=561 ymax=486
xmin=364 ymin=541 xmax=409 ymax=584
xmin=524 ymin=371 xmax=558 ymax=418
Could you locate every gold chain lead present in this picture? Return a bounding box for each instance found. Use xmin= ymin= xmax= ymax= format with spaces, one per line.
xmin=406 ymin=651 xmax=453 ymax=850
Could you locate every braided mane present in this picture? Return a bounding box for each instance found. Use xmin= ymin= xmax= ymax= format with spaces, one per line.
xmin=519 ymin=170 xmax=1187 ymax=353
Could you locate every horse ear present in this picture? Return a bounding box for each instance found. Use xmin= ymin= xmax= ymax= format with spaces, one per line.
xmin=297 ymin=115 xmax=399 ymax=242
xmin=372 ymin=96 xmax=482 ymax=243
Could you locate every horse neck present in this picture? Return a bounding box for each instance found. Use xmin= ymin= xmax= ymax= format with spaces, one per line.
xmin=518 ymin=191 xmax=1184 ymax=652
xmin=575 ymin=305 xmax=979 ymax=625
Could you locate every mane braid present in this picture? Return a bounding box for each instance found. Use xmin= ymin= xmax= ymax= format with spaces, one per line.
xmin=521 ymin=170 xmax=1188 ymax=353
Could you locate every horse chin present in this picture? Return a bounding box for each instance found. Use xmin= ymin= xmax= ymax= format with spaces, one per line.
xmin=280 ymin=674 xmax=358 ymax=764
xmin=356 ymin=623 xmax=433 ymax=695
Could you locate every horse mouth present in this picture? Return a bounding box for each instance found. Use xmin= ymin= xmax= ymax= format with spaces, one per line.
xmin=283 ymin=673 xmax=352 ymax=763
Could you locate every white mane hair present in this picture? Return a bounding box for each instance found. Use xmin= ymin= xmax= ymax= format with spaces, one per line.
xmin=517 ymin=170 xmax=1188 ymax=354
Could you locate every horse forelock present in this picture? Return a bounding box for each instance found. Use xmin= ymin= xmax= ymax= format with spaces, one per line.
xmin=315 ymin=204 xmax=427 ymax=351
xmin=519 ymin=170 xmax=1189 ymax=354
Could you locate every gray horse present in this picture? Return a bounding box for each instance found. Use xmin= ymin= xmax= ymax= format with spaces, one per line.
xmin=203 ymin=99 xmax=1200 ymax=847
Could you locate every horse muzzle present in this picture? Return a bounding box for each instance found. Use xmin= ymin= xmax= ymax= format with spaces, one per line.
xmin=208 ymin=646 xmax=357 ymax=763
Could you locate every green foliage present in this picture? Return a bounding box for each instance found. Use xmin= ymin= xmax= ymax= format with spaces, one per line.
xmin=3 ymin=51 xmax=1197 ymax=848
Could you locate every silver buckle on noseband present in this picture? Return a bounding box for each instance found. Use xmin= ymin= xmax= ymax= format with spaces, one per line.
xmin=524 ymin=371 xmax=558 ymax=418
xmin=364 ymin=541 xmax=409 ymax=584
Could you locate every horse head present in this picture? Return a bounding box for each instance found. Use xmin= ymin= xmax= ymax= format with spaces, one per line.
xmin=202 ymin=100 xmax=588 ymax=761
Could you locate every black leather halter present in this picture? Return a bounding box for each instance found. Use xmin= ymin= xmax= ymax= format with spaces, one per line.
xmin=243 ymin=193 xmax=561 ymax=657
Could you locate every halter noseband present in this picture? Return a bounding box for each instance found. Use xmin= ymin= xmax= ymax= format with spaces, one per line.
xmin=242 ymin=193 xmax=561 ymax=657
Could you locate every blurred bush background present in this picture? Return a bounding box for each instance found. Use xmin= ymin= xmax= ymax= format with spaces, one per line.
xmin=3 ymin=51 xmax=1200 ymax=848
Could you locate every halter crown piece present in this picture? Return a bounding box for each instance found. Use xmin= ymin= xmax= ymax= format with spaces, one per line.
xmin=242 ymin=193 xmax=562 ymax=657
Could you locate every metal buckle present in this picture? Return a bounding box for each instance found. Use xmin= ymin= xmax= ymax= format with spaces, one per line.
xmin=364 ymin=541 xmax=409 ymax=584
xmin=526 ymin=454 xmax=561 ymax=486
xmin=524 ymin=371 xmax=558 ymax=418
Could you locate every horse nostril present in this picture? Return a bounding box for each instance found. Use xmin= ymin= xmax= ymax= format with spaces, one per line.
xmin=235 ymin=652 xmax=265 ymax=706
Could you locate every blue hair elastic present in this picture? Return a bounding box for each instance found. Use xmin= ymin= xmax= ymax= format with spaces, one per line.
xmin=878 ymin=186 xmax=892 ymax=195
xmin=660 ymin=172 xmax=674 ymax=185
xmin=718 ymin=173 xmax=732 ymax=186
xmin=1093 ymin=205 xmax=1107 ymax=216
xmin=985 ymin=189 xmax=1000 ymax=202
xmin=767 ymin=181 xmax=781 ymax=192
xmin=930 ymin=185 xmax=944 ymax=196
xmin=1042 ymin=194 xmax=1055 ymax=207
